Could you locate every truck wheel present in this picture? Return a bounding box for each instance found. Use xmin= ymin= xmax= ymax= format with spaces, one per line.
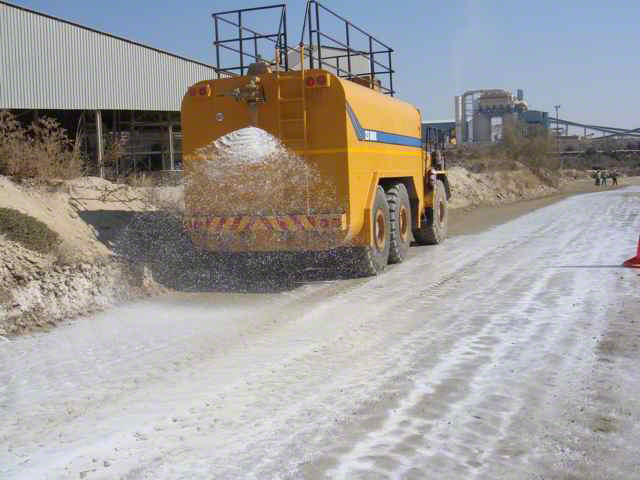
xmin=355 ymin=186 xmax=390 ymax=276
xmin=414 ymin=179 xmax=448 ymax=245
xmin=386 ymin=183 xmax=412 ymax=263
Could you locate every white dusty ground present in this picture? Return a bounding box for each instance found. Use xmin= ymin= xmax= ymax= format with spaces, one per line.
xmin=1 ymin=187 xmax=640 ymax=479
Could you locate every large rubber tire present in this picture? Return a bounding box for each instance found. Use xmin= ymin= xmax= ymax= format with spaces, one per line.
xmin=386 ymin=183 xmax=412 ymax=264
xmin=354 ymin=186 xmax=390 ymax=276
xmin=414 ymin=179 xmax=448 ymax=245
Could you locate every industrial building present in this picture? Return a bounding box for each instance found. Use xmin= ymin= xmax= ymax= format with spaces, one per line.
xmin=0 ymin=1 xmax=216 ymax=177
xmin=422 ymin=120 xmax=456 ymax=151
xmin=454 ymin=89 xmax=549 ymax=144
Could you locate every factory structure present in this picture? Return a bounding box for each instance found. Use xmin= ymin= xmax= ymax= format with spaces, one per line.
xmin=455 ymin=89 xmax=549 ymax=144
xmin=0 ymin=1 xmax=216 ymax=177
xmin=429 ymin=89 xmax=638 ymax=148
xmin=422 ymin=89 xmax=550 ymax=148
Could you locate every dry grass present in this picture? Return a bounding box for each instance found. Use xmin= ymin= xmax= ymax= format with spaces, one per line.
xmin=0 ymin=207 xmax=61 ymax=254
xmin=0 ymin=110 xmax=84 ymax=179
xmin=103 ymin=134 xmax=127 ymax=176
xmin=125 ymin=171 xmax=159 ymax=188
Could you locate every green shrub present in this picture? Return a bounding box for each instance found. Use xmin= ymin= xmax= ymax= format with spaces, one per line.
xmin=0 ymin=208 xmax=61 ymax=254
xmin=500 ymin=118 xmax=554 ymax=168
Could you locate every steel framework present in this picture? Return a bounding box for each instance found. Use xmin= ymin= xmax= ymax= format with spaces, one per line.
xmin=210 ymin=2 xmax=396 ymax=95
xmin=300 ymin=1 xmax=395 ymax=95
xmin=212 ymin=4 xmax=288 ymax=77
xmin=549 ymin=117 xmax=640 ymax=139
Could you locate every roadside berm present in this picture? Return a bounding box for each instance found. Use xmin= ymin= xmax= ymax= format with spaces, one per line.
xmin=0 ymin=176 xmax=171 ymax=336
xmin=0 ymin=162 xmax=632 ymax=336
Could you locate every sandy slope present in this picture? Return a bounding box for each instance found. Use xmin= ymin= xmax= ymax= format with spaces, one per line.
xmin=0 ymin=177 xmax=173 ymax=335
xmin=1 ymin=186 xmax=639 ymax=479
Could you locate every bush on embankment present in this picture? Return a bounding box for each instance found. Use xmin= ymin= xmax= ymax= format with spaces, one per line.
xmin=0 ymin=110 xmax=84 ymax=179
xmin=0 ymin=207 xmax=61 ymax=254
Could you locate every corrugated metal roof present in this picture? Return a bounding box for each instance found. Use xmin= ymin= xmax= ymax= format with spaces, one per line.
xmin=0 ymin=1 xmax=216 ymax=111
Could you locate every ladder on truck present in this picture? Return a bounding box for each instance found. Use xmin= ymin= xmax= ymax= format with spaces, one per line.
xmin=276 ymin=45 xmax=307 ymax=152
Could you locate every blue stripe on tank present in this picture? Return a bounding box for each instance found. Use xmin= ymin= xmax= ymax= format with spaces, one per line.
xmin=346 ymin=102 xmax=422 ymax=148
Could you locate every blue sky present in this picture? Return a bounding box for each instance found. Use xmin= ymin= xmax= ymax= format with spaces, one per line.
xmin=12 ymin=0 xmax=640 ymax=129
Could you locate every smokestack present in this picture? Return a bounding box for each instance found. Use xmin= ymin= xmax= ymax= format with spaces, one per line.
xmin=454 ymin=95 xmax=463 ymax=144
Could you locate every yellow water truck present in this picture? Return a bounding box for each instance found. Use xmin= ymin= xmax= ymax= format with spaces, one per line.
xmin=181 ymin=64 xmax=449 ymax=275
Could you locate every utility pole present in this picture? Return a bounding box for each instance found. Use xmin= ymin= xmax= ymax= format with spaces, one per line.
xmin=553 ymin=104 xmax=562 ymax=169
xmin=554 ymin=104 xmax=561 ymax=153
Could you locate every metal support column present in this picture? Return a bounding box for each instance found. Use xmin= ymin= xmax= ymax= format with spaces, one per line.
xmin=345 ymin=22 xmax=351 ymax=76
xmin=130 ymin=110 xmax=135 ymax=174
xmin=168 ymin=121 xmax=175 ymax=171
xmin=368 ymin=36 xmax=374 ymax=87
xmin=315 ymin=1 xmax=322 ymax=67
xmin=238 ymin=11 xmax=244 ymax=75
xmin=282 ymin=8 xmax=288 ymax=71
xmin=307 ymin=3 xmax=314 ymax=69
xmin=388 ymin=50 xmax=393 ymax=96
xmin=95 ymin=110 xmax=104 ymax=178
xmin=214 ymin=16 xmax=220 ymax=79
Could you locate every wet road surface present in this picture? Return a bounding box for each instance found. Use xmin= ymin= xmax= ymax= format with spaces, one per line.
xmin=2 ymin=187 xmax=640 ymax=479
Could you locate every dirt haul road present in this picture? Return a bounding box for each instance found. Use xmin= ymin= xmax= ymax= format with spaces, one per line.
xmin=2 ymin=187 xmax=640 ymax=480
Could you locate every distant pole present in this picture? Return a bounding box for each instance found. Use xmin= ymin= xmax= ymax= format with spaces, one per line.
xmin=554 ymin=104 xmax=561 ymax=168
xmin=554 ymin=104 xmax=561 ymax=150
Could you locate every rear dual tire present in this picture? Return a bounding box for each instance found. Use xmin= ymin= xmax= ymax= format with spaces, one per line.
xmin=352 ymin=179 xmax=448 ymax=276
xmin=353 ymin=183 xmax=412 ymax=276
xmin=355 ymin=186 xmax=391 ymax=276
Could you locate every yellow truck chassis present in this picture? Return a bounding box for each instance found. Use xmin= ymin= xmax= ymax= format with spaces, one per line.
xmin=180 ymin=3 xmax=449 ymax=275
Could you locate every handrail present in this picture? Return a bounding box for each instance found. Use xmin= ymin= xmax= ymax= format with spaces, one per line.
xmin=211 ymin=1 xmax=395 ymax=94
xmin=212 ymin=4 xmax=289 ymax=76
xmin=299 ymin=0 xmax=395 ymax=95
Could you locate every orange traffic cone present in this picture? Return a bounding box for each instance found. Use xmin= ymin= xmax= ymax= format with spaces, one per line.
xmin=623 ymin=235 xmax=640 ymax=268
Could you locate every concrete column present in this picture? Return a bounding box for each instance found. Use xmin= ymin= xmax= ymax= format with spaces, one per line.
xmin=95 ymin=110 xmax=104 ymax=178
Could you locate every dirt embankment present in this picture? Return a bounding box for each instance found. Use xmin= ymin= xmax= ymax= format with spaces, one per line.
xmin=446 ymin=163 xmax=590 ymax=210
xmin=0 ymin=239 xmax=150 ymax=335
xmin=0 ymin=176 xmax=173 ymax=336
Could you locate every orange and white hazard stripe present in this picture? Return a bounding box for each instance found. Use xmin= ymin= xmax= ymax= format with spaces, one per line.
xmin=184 ymin=213 xmax=346 ymax=233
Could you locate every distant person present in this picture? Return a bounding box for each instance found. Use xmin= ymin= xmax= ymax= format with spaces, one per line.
xmin=601 ymin=172 xmax=607 ymax=186
xmin=611 ymin=171 xmax=618 ymax=185
xmin=594 ymin=170 xmax=601 ymax=186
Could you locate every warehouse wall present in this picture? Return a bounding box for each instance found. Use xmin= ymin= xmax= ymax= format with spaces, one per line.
xmin=0 ymin=1 xmax=215 ymax=111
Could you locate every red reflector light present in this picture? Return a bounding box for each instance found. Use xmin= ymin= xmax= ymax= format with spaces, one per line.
xmin=316 ymin=75 xmax=327 ymax=86
xmin=305 ymin=76 xmax=316 ymax=87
